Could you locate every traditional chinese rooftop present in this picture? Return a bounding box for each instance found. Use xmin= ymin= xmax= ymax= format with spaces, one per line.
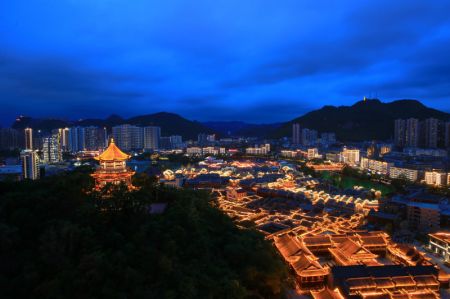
xmin=429 ymin=231 xmax=450 ymax=245
xmin=95 ymin=139 xmax=130 ymax=161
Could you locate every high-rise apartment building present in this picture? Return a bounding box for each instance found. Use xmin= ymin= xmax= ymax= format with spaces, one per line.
xmin=143 ymin=126 xmax=161 ymax=150
xmin=292 ymin=123 xmax=301 ymax=145
xmin=422 ymin=118 xmax=439 ymax=148
xmin=112 ymin=124 xmax=143 ymax=150
xmin=68 ymin=126 xmax=106 ymax=152
xmin=84 ymin=126 xmax=107 ymax=150
xmin=0 ymin=128 xmax=21 ymax=150
xmin=42 ymin=135 xmax=62 ymax=164
xmin=68 ymin=126 xmax=85 ymax=152
xmin=20 ymin=150 xmax=40 ymax=180
xmin=197 ymin=133 xmax=208 ymax=145
xmin=169 ymin=135 xmax=183 ymax=149
xmin=405 ymin=118 xmax=419 ymax=148
xmin=58 ymin=128 xmax=70 ymax=152
xmin=25 ymin=127 xmax=33 ymax=150
xmin=301 ymin=128 xmax=318 ymax=146
xmin=394 ymin=119 xmax=406 ymax=147
xmin=445 ymin=122 xmax=450 ymax=148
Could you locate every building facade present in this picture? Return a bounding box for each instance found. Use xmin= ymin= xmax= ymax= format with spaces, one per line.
xmin=20 ymin=150 xmax=40 ymax=180
xmin=112 ymin=124 xmax=143 ymax=150
xmin=292 ymin=123 xmax=301 ymax=145
xmin=42 ymin=135 xmax=62 ymax=164
xmin=389 ymin=166 xmax=419 ymax=182
xmin=143 ymin=126 xmax=161 ymax=150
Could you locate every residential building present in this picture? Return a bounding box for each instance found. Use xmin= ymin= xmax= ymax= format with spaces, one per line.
xmin=55 ymin=128 xmax=70 ymax=152
xmin=0 ymin=128 xmax=21 ymax=150
xmin=326 ymin=152 xmax=344 ymax=163
xmin=20 ymin=150 xmax=40 ymax=180
xmin=342 ymin=147 xmax=360 ymax=166
xmin=281 ymin=150 xmax=299 ymax=158
xmin=392 ymin=191 xmax=448 ymax=232
xmin=422 ymin=118 xmax=439 ymax=148
xmin=360 ymin=158 xmax=392 ymax=175
xmin=143 ymin=126 xmax=161 ymax=150
xmin=407 ymin=201 xmax=441 ymax=232
xmin=186 ymin=147 xmax=202 ymax=155
xmin=424 ymin=171 xmax=447 ymax=186
xmin=389 ymin=166 xmax=419 ymax=182
xmin=42 ymin=135 xmax=62 ymax=164
xmin=445 ymin=121 xmax=450 ymax=148
xmin=307 ymin=148 xmax=319 ymax=160
xmin=405 ymin=118 xmax=419 ymax=148
xmin=84 ymin=126 xmax=107 ymax=150
xmin=197 ymin=133 xmax=208 ymax=145
xmin=394 ymin=119 xmax=406 ymax=147
xmin=169 ymin=135 xmax=183 ymax=149
xmin=292 ymin=123 xmax=301 ymax=145
xmin=112 ymin=124 xmax=143 ymax=150
xmin=159 ymin=137 xmax=172 ymax=149
xmin=202 ymin=147 xmax=219 ymax=156
xmin=301 ymin=128 xmax=318 ymax=146
xmin=24 ymin=127 xmax=33 ymax=150
xmin=68 ymin=126 xmax=85 ymax=152
xmin=246 ymin=144 xmax=270 ymax=155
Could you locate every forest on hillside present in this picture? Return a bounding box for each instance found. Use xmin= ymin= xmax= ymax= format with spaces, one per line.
xmin=0 ymin=170 xmax=289 ymax=299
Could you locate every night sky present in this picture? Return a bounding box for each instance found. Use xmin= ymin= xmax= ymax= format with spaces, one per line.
xmin=1 ymin=0 xmax=450 ymax=126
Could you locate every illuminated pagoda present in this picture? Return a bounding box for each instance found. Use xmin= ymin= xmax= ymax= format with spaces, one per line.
xmin=91 ymin=138 xmax=135 ymax=190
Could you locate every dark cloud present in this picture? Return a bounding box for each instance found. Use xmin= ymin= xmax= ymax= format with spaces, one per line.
xmin=0 ymin=0 xmax=449 ymax=125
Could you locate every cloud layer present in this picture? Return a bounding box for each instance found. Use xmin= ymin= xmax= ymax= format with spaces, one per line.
xmin=1 ymin=0 xmax=450 ymax=125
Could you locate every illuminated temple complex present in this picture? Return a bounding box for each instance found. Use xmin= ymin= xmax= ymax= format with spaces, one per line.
xmin=91 ymin=139 xmax=135 ymax=190
xmin=273 ymin=231 xmax=441 ymax=298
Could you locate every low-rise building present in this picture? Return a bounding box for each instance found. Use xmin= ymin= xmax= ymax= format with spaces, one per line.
xmin=429 ymin=232 xmax=450 ymax=262
xmin=360 ymin=157 xmax=393 ymax=175
xmin=389 ymin=166 xmax=419 ymax=182
xmin=307 ymin=148 xmax=319 ymax=160
xmin=424 ymin=171 xmax=447 ymax=186
xmin=186 ymin=147 xmax=202 ymax=155
xmin=342 ymin=148 xmax=360 ymax=166
xmin=246 ymin=144 xmax=270 ymax=155
xmin=280 ymin=150 xmax=299 ymax=158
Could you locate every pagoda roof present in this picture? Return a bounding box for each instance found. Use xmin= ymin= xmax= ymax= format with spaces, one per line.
xmin=95 ymin=139 xmax=130 ymax=161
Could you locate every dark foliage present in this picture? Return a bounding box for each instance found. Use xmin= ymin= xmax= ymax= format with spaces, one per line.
xmin=0 ymin=172 xmax=288 ymax=299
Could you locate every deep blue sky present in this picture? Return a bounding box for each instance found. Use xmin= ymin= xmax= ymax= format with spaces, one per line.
xmin=1 ymin=0 xmax=450 ymax=126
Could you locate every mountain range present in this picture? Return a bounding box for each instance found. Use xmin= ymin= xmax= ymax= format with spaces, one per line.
xmin=10 ymin=99 xmax=450 ymax=141
xmin=271 ymin=99 xmax=450 ymax=141
xmin=12 ymin=112 xmax=214 ymax=140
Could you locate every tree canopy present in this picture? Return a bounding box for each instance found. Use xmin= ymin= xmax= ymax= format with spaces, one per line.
xmin=0 ymin=170 xmax=289 ymax=299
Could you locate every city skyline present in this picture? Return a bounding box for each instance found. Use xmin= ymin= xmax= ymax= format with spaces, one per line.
xmin=1 ymin=1 xmax=450 ymax=125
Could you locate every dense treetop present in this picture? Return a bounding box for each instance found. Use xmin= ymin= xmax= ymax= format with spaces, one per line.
xmin=0 ymin=169 xmax=289 ymax=299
